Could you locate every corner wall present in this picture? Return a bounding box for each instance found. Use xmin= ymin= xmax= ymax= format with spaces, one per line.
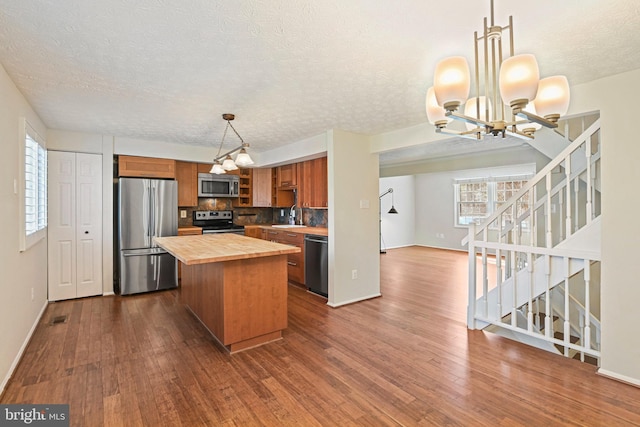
xmin=0 ymin=64 xmax=49 ymax=393
xmin=569 ymin=68 xmax=640 ymax=385
xmin=328 ymin=130 xmax=380 ymax=306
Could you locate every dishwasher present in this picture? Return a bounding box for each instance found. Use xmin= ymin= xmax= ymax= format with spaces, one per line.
xmin=304 ymin=234 xmax=328 ymax=297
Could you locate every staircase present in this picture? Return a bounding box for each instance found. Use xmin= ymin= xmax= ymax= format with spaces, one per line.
xmin=463 ymin=116 xmax=601 ymax=363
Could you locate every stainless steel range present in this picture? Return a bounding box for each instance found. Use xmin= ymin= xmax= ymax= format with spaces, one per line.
xmin=193 ymin=210 xmax=245 ymax=235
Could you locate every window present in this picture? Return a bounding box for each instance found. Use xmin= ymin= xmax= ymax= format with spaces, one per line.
xmin=454 ymin=175 xmax=532 ymax=227
xmin=20 ymin=119 xmax=47 ymax=251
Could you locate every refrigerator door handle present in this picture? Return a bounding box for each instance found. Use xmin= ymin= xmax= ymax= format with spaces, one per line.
xmin=122 ymin=248 xmax=169 ymax=257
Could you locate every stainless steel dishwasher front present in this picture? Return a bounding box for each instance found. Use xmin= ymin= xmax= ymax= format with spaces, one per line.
xmin=304 ymin=234 xmax=328 ymax=297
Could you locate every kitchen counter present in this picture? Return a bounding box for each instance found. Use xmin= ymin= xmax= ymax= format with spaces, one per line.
xmin=154 ymin=234 xmax=297 ymax=353
xmin=256 ymin=225 xmax=329 ymax=236
xmin=154 ymin=233 xmax=300 ymax=265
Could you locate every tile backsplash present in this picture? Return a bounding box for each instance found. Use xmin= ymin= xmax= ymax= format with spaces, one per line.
xmin=178 ymin=198 xmax=328 ymax=228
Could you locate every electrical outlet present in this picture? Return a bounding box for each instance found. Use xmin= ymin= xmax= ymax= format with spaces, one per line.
xmin=359 ymin=200 xmax=370 ymax=209
xmin=180 ymin=209 xmax=187 ymax=218
xmin=31 ymin=288 xmax=34 ymax=301
xmin=351 ymin=269 xmax=358 ymax=280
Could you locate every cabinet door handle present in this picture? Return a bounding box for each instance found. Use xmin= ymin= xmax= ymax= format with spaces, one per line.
xmin=287 ymin=261 xmax=297 ymax=266
xmin=286 ymin=233 xmax=298 ymax=237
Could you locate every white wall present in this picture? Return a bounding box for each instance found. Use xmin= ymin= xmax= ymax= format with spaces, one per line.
xmin=414 ymin=164 xmax=536 ymax=250
xmin=328 ymin=130 xmax=380 ymax=306
xmin=379 ymin=176 xmax=415 ymax=250
xmin=0 ymin=64 xmax=49 ymax=393
xmin=568 ymin=69 xmax=640 ymax=386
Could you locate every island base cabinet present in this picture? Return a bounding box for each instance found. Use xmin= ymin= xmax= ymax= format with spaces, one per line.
xmin=181 ymin=255 xmax=288 ymax=353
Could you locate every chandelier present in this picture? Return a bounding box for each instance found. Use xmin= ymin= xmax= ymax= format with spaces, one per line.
xmin=425 ymin=0 xmax=570 ymax=140
xmin=210 ymin=113 xmax=254 ymax=174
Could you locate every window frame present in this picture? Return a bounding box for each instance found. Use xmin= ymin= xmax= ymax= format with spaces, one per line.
xmin=19 ymin=118 xmax=47 ymax=252
xmin=454 ymin=175 xmax=533 ymax=228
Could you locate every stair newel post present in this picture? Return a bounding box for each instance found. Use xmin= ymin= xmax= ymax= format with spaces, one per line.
xmin=467 ymin=224 xmax=478 ymax=329
xmin=544 ymin=254 xmax=552 ymax=338
xmin=585 ymin=137 xmax=593 ymax=224
xmin=584 ymin=260 xmax=591 ymax=350
xmin=563 ymin=256 xmax=571 ymax=357
xmin=510 ymin=249 xmax=517 ymax=327
xmin=527 ymin=251 xmax=534 ymax=332
xmin=482 ymin=227 xmax=489 ymax=318
xmin=545 ymin=174 xmax=552 ymax=249
xmin=565 ymin=155 xmax=572 ymax=240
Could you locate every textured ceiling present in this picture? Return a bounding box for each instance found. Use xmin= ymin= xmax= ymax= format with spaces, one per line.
xmin=0 ymin=0 xmax=639 ymax=163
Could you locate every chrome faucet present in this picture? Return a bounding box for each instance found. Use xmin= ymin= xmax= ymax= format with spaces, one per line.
xmin=289 ymin=204 xmax=296 ymax=225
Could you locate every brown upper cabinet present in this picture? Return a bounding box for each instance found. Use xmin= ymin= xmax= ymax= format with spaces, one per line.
xmin=276 ymin=163 xmax=297 ymax=188
xmin=252 ymin=168 xmax=272 ymax=207
xmin=197 ymin=163 xmax=213 ymax=173
xmin=298 ymin=156 xmax=328 ymax=208
xmin=118 ymin=155 xmax=176 ymax=179
xmin=176 ymin=161 xmax=198 ymax=207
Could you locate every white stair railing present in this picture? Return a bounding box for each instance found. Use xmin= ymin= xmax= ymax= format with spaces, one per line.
xmin=464 ymin=117 xmax=601 ymax=361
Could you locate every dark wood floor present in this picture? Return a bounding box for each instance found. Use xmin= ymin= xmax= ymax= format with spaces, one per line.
xmin=2 ymin=246 xmax=640 ymax=426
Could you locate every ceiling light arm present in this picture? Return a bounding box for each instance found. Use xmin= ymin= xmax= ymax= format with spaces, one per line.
xmin=213 ymin=143 xmax=249 ymax=163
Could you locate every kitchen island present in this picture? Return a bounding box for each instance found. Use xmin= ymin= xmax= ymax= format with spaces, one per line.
xmin=154 ymin=234 xmax=300 ymax=353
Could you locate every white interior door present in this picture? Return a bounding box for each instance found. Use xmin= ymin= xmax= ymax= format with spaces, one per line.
xmin=75 ymin=153 xmax=102 ymax=298
xmin=48 ymin=151 xmax=102 ymax=301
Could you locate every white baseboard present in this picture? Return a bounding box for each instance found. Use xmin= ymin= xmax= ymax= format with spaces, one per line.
xmin=327 ymin=293 xmax=382 ymax=308
xmin=103 ymin=291 xmax=115 ymax=296
xmin=0 ymin=300 xmax=48 ymax=396
xmin=597 ymin=368 xmax=640 ymax=388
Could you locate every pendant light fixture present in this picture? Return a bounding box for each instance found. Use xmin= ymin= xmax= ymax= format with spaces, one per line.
xmin=209 ymin=114 xmax=254 ymax=174
xmin=425 ymin=0 xmax=570 ymax=140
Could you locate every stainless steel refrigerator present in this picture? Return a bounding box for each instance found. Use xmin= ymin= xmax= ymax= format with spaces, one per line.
xmin=117 ymin=178 xmax=178 ymax=295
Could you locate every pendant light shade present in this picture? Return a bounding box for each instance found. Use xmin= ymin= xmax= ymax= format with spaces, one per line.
xmin=533 ymin=75 xmax=571 ymax=121
xmin=464 ymin=96 xmax=492 ymax=131
xmin=433 ymin=56 xmax=471 ymax=111
xmin=235 ymin=148 xmax=254 ymax=167
xmin=426 ymin=86 xmax=451 ymax=126
xmin=222 ymin=155 xmax=238 ymax=171
xmin=210 ymin=161 xmax=226 ymax=174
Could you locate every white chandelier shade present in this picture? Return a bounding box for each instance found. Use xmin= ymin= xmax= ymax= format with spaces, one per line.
xmin=426 ymin=86 xmax=451 ymax=125
xmin=498 ymin=54 xmax=540 ymax=109
xmin=433 ymin=56 xmax=471 ymax=110
xmin=534 ymin=75 xmax=571 ymax=119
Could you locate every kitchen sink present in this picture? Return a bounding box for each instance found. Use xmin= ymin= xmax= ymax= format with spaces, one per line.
xmin=271 ymin=224 xmax=307 ymax=228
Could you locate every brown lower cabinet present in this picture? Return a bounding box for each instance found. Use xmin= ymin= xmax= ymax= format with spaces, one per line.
xmin=177 ymin=227 xmax=202 ymax=281
xmin=260 ymin=228 xmax=305 ymax=285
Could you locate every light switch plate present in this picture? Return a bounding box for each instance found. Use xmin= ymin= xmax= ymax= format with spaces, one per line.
xmin=359 ymin=200 xmax=370 ymax=209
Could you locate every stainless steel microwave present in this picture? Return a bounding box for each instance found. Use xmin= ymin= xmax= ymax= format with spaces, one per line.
xmin=197 ymin=173 xmax=239 ymax=198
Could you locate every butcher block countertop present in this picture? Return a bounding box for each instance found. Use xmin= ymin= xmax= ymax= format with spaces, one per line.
xmin=154 ymin=233 xmax=300 ymax=266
